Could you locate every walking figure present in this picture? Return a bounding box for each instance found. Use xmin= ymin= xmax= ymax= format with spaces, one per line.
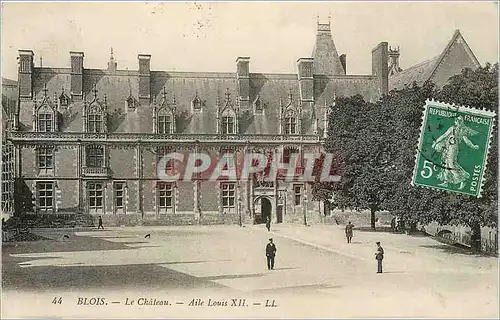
xmin=375 ymin=241 xmax=384 ymax=273
xmin=390 ymin=217 xmax=396 ymax=233
xmin=345 ymin=221 xmax=354 ymax=243
xmin=97 ymin=216 xmax=104 ymax=230
xmin=265 ymin=238 xmax=277 ymax=270
xmin=265 ymin=216 xmax=271 ymax=232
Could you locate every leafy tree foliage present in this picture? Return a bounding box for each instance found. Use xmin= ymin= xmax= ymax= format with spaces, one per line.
xmin=315 ymin=64 xmax=498 ymax=242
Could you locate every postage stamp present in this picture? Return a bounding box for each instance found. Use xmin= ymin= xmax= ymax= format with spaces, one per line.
xmin=412 ymin=99 xmax=496 ymax=197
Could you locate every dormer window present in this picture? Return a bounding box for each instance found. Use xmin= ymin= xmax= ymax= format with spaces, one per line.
xmin=126 ymin=95 xmax=137 ymax=110
xmin=217 ymin=89 xmax=239 ymax=135
xmin=192 ymin=92 xmax=203 ymax=112
xmin=254 ymin=95 xmax=264 ymax=114
xmin=222 ymin=115 xmax=235 ymax=134
xmin=285 ymin=116 xmax=297 ymax=135
xmin=83 ymin=85 xmax=107 ymax=133
xmin=38 ymin=113 xmax=53 ymax=132
xmin=59 ymin=95 xmax=69 ymax=107
xmin=280 ymin=89 xmax=301 ymax=136
xmin=158 ymin=113 xmax=173 ymax=134
xmin=154 ymin=87 xmax=176 ymax=134
xmin=33 ymin=85 xmax=58 ymax=132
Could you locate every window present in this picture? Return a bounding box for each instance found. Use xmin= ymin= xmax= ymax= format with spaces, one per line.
xmin=158 ymin=114 xmax=172 ymax=134
xmin=88 ymin=114 xmax=102 ymax=133
xmin=221 ymin=183 xmax=236 ymax=209
xmin=38 ymin=113 xmax=52 ymax=132
xmin=285 ymin=116 xmax=297 ymax=134
xmin=88 ymin=182 xmax=103 ymax=210
xmin=294 ymin=185 xmax=302 ymax=206
xmin=222 ymin=116 xmax=235 ymax=134
xmin=86 ymin=146 xmax=104 ymax=167
xmin=59 ymin=95 xmax=69 ymax=107
xmin=37 ymin=182 xmax=54 ymax=210
xmin=157 ymin=182 xmax=173 ymax=210
xmin=37 ymin=147 xmax=54 ymax=170
xmin=114 ymin=182 xmax=125 ymax=209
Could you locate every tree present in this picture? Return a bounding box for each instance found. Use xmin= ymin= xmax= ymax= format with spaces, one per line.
xmin=321 ymin=95 xmax=396 ymax=230
xmin=315 ymin=64 xmax=497 ymax=244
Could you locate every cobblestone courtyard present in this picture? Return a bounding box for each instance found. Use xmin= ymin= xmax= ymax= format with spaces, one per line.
xmin=2 ymin=224 xmax=498 ymax=318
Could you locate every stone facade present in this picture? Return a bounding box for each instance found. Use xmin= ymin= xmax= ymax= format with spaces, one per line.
xmin=6 ymin=21 xmax=390 ymax=226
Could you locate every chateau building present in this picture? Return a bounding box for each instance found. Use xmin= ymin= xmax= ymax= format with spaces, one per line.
xmin=3 ymin=22 xmax=480 ymax=226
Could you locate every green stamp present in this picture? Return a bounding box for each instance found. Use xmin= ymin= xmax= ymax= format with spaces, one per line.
xmin=412 ymin=99 xmax=496 ymax=197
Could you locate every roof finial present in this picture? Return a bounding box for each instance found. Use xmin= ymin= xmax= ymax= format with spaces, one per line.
xmin=61 ymin=86 xmax=65 ymax=94
xmin=225 ymin=88 xmax=230 ymax=101
xmin=328 ymin=14 xmax=331 ymax=26
xmin=42 ymin=83 xmax=48 ymax=97
xmin=110 ymin=47 xmax=114 ymax=61
xmin=162 ymin=86 xmax=167 ymax=102
xmin=288 ymin=88 xmax=293 ymax=102
xmin=317 ymin=15 xmax=319 ymax=25
xmin=92 ymin=83 xmax=98 ymax=99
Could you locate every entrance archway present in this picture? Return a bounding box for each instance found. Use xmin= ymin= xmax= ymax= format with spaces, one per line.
xmin=253 ymin=196 xmax=272 ymax=224
xmin=261 ymin=198 xmax=272 ymax=223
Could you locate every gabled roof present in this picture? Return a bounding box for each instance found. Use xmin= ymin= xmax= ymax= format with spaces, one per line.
xmin=389 ymin=30 xmax=481 ymax=90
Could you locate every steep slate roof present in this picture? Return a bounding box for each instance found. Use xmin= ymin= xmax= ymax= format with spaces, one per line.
xmin=389 ymin=30 xmax=481 ymax=90
xmin=18 ymin=23 xmax=384 ymax=135
xmin=2 ymin=77 xmax=17 ymax=87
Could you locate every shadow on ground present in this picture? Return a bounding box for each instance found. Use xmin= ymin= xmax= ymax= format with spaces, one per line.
xmin=2 ymin=231 xmax=233 ymax=292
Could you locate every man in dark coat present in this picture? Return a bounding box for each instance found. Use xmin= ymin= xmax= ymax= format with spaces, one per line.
xmin=375 ymin=241 xmax=384 ymax=273
xmin=97 ymin=216 xmax=104 ymax=230
xmin=265 ymin=238 xmax=277 ymax=270
xmin=345 ymin=221 xmax=354 ymax=243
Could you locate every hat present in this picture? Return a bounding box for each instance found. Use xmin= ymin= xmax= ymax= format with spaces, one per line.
xmin=376 ymin=241 xmax=380 ymax=244
xmin=269 ymin=238 xmax=273 ymax=241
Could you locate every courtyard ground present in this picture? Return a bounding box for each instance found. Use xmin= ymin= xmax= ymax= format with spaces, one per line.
xmin=2 ymin=223 xmax=498 ymax=318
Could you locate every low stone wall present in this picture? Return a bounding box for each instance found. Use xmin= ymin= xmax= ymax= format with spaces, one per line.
xmin=322 ymin=209 xmax=393 ymax=227
xmin=424 ymin=222 xmax=498 ymax=254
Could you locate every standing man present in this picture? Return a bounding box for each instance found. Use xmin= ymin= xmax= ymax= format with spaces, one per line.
xmin=375 ymin=241 xmax=384 ymax=273
xmin=265 ymin=215 xmax=271 ymax=232
xmin=97 ymin=216 xmax=104 ymax=230
xmin=345 ymin=221 xmax=354 ymax=243
xmin=265 ymin=238 xmax=277 ymax=270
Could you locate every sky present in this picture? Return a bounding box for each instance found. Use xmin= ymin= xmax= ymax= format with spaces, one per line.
xmin=1 ymin=1 xmax=498 ymax=80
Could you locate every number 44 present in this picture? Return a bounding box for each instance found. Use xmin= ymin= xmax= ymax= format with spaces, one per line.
xmin=421 ymin=160 xmax=438 ymax=179
xmin=52 ymin=297 xmax=63 ymax=304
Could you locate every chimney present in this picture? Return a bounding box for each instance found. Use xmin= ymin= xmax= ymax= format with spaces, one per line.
xmin=388 ymin=46 xmax=401 ymax=76
xmin=70 ymin=51 xmax=84 ymax=100
xmin=18 ymin=50 xmax=34 ymax=99
xmin=339 ymin=54 xmax=347 ymax=74
xmin=372 ymin=42 xmax=389 ymax=95
xmin=236 ymin=57 xmax=250 ymax=108
xmin=297 ymin=58 xmax=314 ymax=102
xmin=138 ymin=54 xmax=151 ymax=105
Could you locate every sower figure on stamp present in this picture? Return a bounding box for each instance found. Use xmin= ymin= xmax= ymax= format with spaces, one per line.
xmin=375 ymin=241 xmax=384 ymax=273
xmin=266 ymin=238 xmax=277 ymax=270
xmin=97 ymin=216 xmax=104 ymax=230
xmin=345 ymin=221 xmax=354 ymax=243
